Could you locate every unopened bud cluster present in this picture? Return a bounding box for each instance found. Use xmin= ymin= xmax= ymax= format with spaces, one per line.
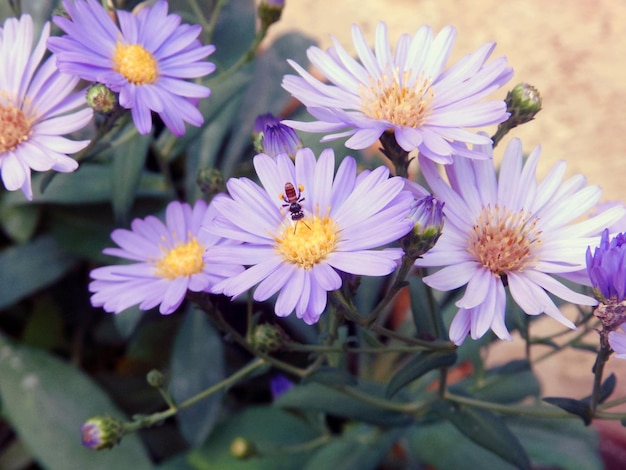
xmin=81 ymin=415 xmax=124 ymax=450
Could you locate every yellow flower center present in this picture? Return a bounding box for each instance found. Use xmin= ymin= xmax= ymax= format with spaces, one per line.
xmin=274 ymin=216 xmax=339 ymax=270
xmin=112 ymin=43 xmax=158 ymax=85
xmin=0 ymin=103 xmax=31 ymax=153
xmin=467 ymin=205 xmax=542 ymax=275
xmin=360 ymin=71 xmax=433 ymax=127
xmin=155 ymin=237 xmax=205 ymax=279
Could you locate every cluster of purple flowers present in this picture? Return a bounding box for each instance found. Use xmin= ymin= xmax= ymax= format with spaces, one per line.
xmin=4 ymin=3 xmax=624 ymax=349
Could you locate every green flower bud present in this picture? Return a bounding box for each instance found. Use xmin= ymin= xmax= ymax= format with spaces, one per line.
xmin=81 ymin=415 xmax=123 ymax=450
xmin=251 ymin=324 xmax=284 ymax=353
xmin=196 ymin=168 xmax=225 ymax=197
xmin=492 ymin=83 xmax=542 ymax=145
xmin=505 ymin=83 xmax=542 ymax=126
xmin=86 ymin=84 xmax=118 ymax=114
xmin=230 ymin=437 xmax=259 ymax=459
xmin=257 ymin=0 xmax=285 ymax=31
xmin=146 ymin=369 xmax=165 ymax=388
xmin=401 ymin=195 xmax=444 ymax=259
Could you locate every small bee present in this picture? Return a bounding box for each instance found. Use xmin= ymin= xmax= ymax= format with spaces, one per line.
xmin=280 ymin=182 xmax=310 ymax=231
xmin=281 ymin=182 xmax=305 ymax=221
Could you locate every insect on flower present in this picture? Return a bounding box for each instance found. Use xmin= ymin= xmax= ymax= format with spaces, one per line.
xmin=280 ymin=182 xmax=310 ymax=232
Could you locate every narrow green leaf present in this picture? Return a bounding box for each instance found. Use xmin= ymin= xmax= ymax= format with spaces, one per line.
xmin=303 ymin=426 xmax=401 ymax=470
xmin=111 ymin=129 xmax=151 ymax=224
xmin=0 ymin=334 xmax=153 ymax=470
xmin=0 ymin=235 xmax=78 ymax=309
xmin=302 ymin=366 xmax=357 ymax=387
xmin=433 ymin=401 xmax=531 ymax=470
xmin=0 ymin=203 xmax=39 ymax=243
xmin=275 ymin=381 xmax=412 ymax=427
xmin=169 ymin=307 xmax=225 ymax=447
xmin=511 ymin=417 xmax=602 ymax=470
xmin=386 ymin=351 xmax=457 ymax=398
xmin=542 ymin=397 xmax=591 ymax=425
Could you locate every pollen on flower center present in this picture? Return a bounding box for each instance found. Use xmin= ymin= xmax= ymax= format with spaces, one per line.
xmin=155 ymin=237 xmax=204 ymax=279
xmin=275 ymin=216 xmax=339 ymax=269
xmin=360 ymin=71 xmax=433 ymax=128
xmin=112 ymin=43 xmax=158 ymax=85
xmin=0 ymin=104 xmax=31 ymax=153
xmin=467 ymin=205 xmax=542 ymax=275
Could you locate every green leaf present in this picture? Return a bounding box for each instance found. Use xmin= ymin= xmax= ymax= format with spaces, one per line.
xmin=386 ymin=351 xmax=457 ymax=398
xmin=0 ymin=203 xmax=39 ymax=243
xmin=433 ymin=400 xmax=531 ymax=470
xmin=170 ymin=307 xmax=225 ymax=447
xmin=110 ymin=128 xmax=152 ymax=224
xmin=189 ymin=406 xmax=321 ymax=470
xmin=275 ymin=381 xmax=412 ymax=427
xmin=0 ymin=334 xmax=153 ymax=470
xmin=0 ymin=235 xmax=78 ymax=309
xmin=302 ymin=366 xmax=357 ymax=387
xmin=2 ymin=164 xmax=167 ymax=206
xmin=542 ymin=397 xmax=591 ymax=425
xmin=407 ymin=420 xmax=519 ymax=470
xmin=303 ymin=426 xmax=401 ymax=470
xmin=408 ymin=275 xmax=444 ymax=339
xmin=453 ymin=359 xmax=540 ymax=404
xmin=511 ymin=417 xmax=601 ymax=470
xmin=112 ymin=305 xmax=145 ymax=339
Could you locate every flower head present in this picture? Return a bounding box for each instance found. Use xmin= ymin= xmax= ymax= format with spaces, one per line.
xmin=586 ymin=229 xmax=626 ymax=303
xmin=415 ymin=138 xmax=626 ymax=345
xmin=81 ymin=416 xmax=123 ymax=450
xmin=0 ymin=15 xmax=92 ymax=200
xmin=48 ymin=0 xmax=215 ymax=136
xmin=254 ymin=113 xmax=303 ymax=158
xmin=205 ymin=148 xmax=415 ymax=324
xmin=282 ymin=22 xmax=513 ymax=163
xmin=90 ymin=200 xmax=243 ymax=315
xmin=402 ymin=195 xmax=445 ymax=258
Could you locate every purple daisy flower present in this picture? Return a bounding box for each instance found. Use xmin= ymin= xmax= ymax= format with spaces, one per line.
xmin=415 ymin=138 xmax=626 ymax=345
xmin=282 ymin=22 xmax=513 ymax=163
xmin=90 ymin=200 xmax=243 ymax=315
xmin=254 ymin=113 xmax=303 ymax=158
xmin=204 ymin=148 xmax=415 ymax=324
xmin=47 ymin=0 xmax=215 ymax=137
xmin=0 ymin=15 xmax=92 ymax=200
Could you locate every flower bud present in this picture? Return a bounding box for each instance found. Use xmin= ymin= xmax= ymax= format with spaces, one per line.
xmin=146 ymin=369 xmax=165 ymax=388
xmin=492 ymin=83 xmax=542 ymax=145
xmin=505 ymin=83 xmax=542 ymax=126
xmin=196 ymin=168 xmax=225 ymax=197
xmin=587 ymin=229 xmax=626 ymax=305
xmin=230 ymin=437 xmax=259 ymax=459
xmin=81 ymin=416 xmax=123 ymax=450
xmin=250 ymin=324 xmax=284 ymax=353
xmin=401 ymin=195 xmax=444 ymax=259
xmin=86 ymin=84 xmax=118 ymax=114
xmin=257 ymin=0 xmax=285 ymax=31
xmin=253 ymin=113 xmax=302 ymax=158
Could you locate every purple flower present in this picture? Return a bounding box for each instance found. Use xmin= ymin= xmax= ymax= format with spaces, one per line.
xmin=254 ymin=113 xmax=303 ymax=158
xmin=90 ymin=200 xmax=243 ymax=314
xmin=48 ymin=0 xmax=215 ymax=136
xmin=415 ymin=138 xmax=626 ymax=345
xmin=586 ymin=229 xmax=626 ymax=303
xmin=282 ymin=22 xmax=512 ymax=163
xmin=0 ymin=15 xmax=92 ymax=200
xmin=205 ymin=148 xmax=415 ymax=324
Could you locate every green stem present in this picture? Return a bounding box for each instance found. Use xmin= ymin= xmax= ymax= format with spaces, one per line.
xmin=204 ymin=0 xmax=228 ymax=43
xmin=532 ymin=321 xmax=597 ymax=364
xmin=123 ymin=358 xmax=266 ymax=433
xmin=283 ymin=342 xmax=447 ymax=354
xmin=445 ymin=392 xmax=575 ymax=418
xmin=363 ymin=255 xmax=415 ymax=326
xmin=589 ymin=344 xmax=612 ymax=417
xmin=186 ymin=0 xmax=211 ymax=40
xmin=217 ymin=25 xmax=269 ymax=83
